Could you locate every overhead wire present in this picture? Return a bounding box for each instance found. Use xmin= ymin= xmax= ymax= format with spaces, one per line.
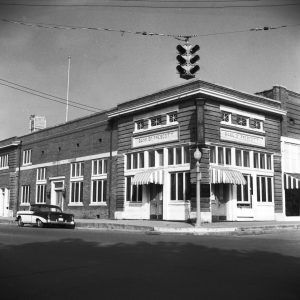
xmin=0 ymin=79 xmax=102 ymax=113
xmin=0 ymin=1 xmax=299 ymax=8
xmin=2 ymin=18 xmax=299 ymax=41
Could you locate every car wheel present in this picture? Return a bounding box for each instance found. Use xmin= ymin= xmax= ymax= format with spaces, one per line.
xmin=17 ymin=217 xmax=24 ymax=227
xmin=36 ymin=219 xmax=44 ymax=228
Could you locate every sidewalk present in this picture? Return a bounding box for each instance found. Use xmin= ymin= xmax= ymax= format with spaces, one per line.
xmin=1 ymin=216 xmax=300 ymax=235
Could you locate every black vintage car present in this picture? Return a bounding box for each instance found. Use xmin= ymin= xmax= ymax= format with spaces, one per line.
xmin=16 ymin=204 xmax=75 ymax=229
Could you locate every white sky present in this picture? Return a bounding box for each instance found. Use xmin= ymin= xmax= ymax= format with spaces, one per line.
xmin=0 ymin=0 xmax=299 ymax=140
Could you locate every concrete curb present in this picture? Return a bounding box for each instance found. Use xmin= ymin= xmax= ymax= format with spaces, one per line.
xmin=1 ymin=218 xmax=300 ymax=235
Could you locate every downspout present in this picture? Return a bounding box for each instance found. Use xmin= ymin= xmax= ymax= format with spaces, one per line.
xmin=16 ymin=141 xmax=22 ymax=214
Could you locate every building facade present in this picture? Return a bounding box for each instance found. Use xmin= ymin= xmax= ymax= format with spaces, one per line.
xmin=3 ymin=80 xmax=299 ymax=223
xmin=257 ymin=86 xmax=300 ymax=220
xmin=16 ymin=111 xmax=118 ymax=219
xmin=109 ymin=81 xmax=285 ymax=222
xmin=0 ymin=137 xmax=20 ymax=217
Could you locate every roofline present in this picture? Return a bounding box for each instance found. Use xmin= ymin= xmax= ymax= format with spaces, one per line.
xmin=0 ymin=141 xmax=21 ymax=150
xmin=108 ymin=83 xmax=286 ymax=119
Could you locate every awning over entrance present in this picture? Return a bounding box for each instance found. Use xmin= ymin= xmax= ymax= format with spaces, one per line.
xmin=284 ymin=173 xmax=300 ymax=189
xmin=210 ymin=166 xmax=246 ymax=185
xmin=131 ymin=169 xmax=164 ymax=185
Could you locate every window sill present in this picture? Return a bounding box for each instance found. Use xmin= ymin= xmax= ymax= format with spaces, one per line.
xmin=22 ymin=163 xmax=32 ymax=166
xmin=89 ymin=203 xmax=107 ymax=206
xmin=0 ymin=167 xmax=9 ymax=170
xmin=20 ymin=203 xmax=30 ymax=206
xmin=68 ymin=203 xmax=84 ymax=207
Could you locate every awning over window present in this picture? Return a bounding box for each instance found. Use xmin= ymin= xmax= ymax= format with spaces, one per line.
xmin=210 ymin=166 xmax=246 ymax=185
xmin=131 ymin=169 xmax=164 ymax=185
xmin=284 ymin=173 xmax=300 ymax=189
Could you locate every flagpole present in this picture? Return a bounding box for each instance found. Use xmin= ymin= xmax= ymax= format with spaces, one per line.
xmin=65 ymin=56 xmax=71 ymax=122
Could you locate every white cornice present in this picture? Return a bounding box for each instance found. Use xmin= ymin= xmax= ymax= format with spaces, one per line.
xmin=108 ymin=86 xmax=286 ymax=119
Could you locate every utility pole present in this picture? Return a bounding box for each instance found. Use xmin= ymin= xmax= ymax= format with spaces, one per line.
xmin=65 ymin=56 xmax=71 ymax=122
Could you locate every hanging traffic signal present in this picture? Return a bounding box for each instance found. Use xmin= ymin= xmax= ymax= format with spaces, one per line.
xmin=176 ymin=43 xmax=200 ymax=80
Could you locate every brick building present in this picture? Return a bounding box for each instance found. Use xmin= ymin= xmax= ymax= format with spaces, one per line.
xmin=0 ymin=137 xmax=20 ymax=217
xmin=257 ymin=86 xmax=300 ymax=220
xmin=3 ymin=80 xmax=299 ymax=222
xmin=109 ymin=80 xmax=285 ymax=222
xmin=16 ymin=111 xmax=118 ymax=219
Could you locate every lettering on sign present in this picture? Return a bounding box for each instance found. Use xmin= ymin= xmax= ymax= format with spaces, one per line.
xmin=132 ymin=129 xmax=179 ymax=148
xmin=220 ymin=128 xmax=265 ymax=147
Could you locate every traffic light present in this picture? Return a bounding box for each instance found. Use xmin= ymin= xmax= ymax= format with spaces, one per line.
xmin=176 ymin=43 xmax=200 ymax=80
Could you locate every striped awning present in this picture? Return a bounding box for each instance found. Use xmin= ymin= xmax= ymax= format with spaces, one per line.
xmin=210 ymin=166 xmax=246 ymax=185
xmin=284 ymin=173 xmax=300 ymax=189
xmin=131 ymin=169 xmax=164 ymax=185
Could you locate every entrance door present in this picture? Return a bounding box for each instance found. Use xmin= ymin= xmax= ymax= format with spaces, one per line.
xmin=55 ymin=190 xmax=63 ymax=209
xmin=150 ymin=184 xmax=163 ymax=220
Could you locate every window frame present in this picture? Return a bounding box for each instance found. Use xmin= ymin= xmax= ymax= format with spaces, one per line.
xmin=0 ymin=154 xmax=9 ymax=169
xmin=22 ymin=149 xmax=32 ymax=165
xmin=256 ymin=176 xmax=273 ymax=203
xmin=36 ymin=184 xmax=46 ymax=204
xmin=170 ymin=171 xmax=191 ymax=202
xmin=21 ymin=185 xmax=30 ymax=205
xmin=167 ymin=111 xmax=178 ymax=124
xmin=90 ymin=179 xmax=107 ymax=205
xmin=125 ymin=176 xmax=143 ymax=203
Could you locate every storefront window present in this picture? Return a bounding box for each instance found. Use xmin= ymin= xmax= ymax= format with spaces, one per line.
xmin=168 ymin=148 xmax=174 ymax=165
xmin=139 ymin=152 xmax=144 ymax=168
xmin=170 ymin=172 xmax=190 ymax=201
xmin=133 ymin=153 xmax=138 ymax=169
xmin=236 ymin=149 xmax=242 ymax=166
xmin=176 ymin=147 xmax=182 ymax=164
xmin=225 ymin=148 xmax=231 ymax=165
xmin=254 ymin=152 xmax=259 ymax=168
xmin=210 ymin=146 xmax=216 ymax=163
xmin=218 ymin=147 xmax=224 ymax=165
xmin=237 ymin=174 xmax=252 ymax=206
xmin=257 ymin=176 xmax=273 ymax=202
xmin=149 ymin=151 xmax=155 ymax=167
xmin=266 ymin=154 xmax=272 ymax=170
xmin=126 ymin=177 xmax=142 ymax=202
xmin=184 ymin=147 xmax=190 ymax=163
xmin=157 ymin=149 xmax=164 ymax=166
xmin=243 ymin=151 xmax=250 ymax=167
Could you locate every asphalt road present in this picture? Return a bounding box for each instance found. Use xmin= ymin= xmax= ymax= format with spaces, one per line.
xmin=0 ymin=224 xmax=300 ymax=300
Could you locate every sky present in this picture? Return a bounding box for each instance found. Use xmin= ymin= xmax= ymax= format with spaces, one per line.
xmin=0 ymin=0 xmax=300 ymax=140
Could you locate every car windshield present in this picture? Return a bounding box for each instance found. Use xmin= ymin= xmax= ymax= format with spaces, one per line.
xmin=31 ymin=206 xmax=62 ymax=213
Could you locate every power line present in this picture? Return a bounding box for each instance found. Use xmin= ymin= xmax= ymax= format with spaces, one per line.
xmin=2 ymin=19 xmax=299 ymax=41
xmin=0 ymin=78 xmax=102 ymax=111
xmin=0 ymin=80 xmax=101 ymax=113
xmin=0 ymin=1 xmax=299 ymax=8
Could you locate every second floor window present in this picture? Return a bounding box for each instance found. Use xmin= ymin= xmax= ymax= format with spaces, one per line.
xmin=222 ymin=112 xmax=231 ymax=123
xmin=136 ymin=120 xmax=145 ymax=130
xmin=92 ymin=159 xmax=107 ymax=175
xmin=168 ymin=112 xmax=178 ymax=123
xmin=0 ymin=154 xmax=8 ymax=169
xmin=71 ymin=162 xmax=84 ymax=178
xmin=23 ymin=149 xmax=32 ymax=165
xmin=151 ymin=116 xmax=162 ymax=127
xmin=237 ymin=116 xmax=248 ymax=127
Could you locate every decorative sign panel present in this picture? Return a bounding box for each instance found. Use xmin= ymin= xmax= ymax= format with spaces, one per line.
xmin=132 ymin=129 xmax=179 ymax=148
xmin=220 ymin=128 xmax=265 ymax=147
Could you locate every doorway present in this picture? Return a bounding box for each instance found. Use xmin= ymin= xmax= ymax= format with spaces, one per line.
xmin=285 ymin=189 xmax=300 ymax=216
xmin=51 ymin=180 xmax=65 ymax=210
xmin=150 ymin=184 xmax=163 ymax=220
xmin=0 ymin=188 xmax=9 ymax=217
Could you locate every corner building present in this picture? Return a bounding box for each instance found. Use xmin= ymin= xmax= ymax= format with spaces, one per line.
xmin=109 ymin=81 xmax=285 ymax=222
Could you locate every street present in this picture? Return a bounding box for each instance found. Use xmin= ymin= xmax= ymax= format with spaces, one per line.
xmin=0 ymin=225 xmax=300 ymax=300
